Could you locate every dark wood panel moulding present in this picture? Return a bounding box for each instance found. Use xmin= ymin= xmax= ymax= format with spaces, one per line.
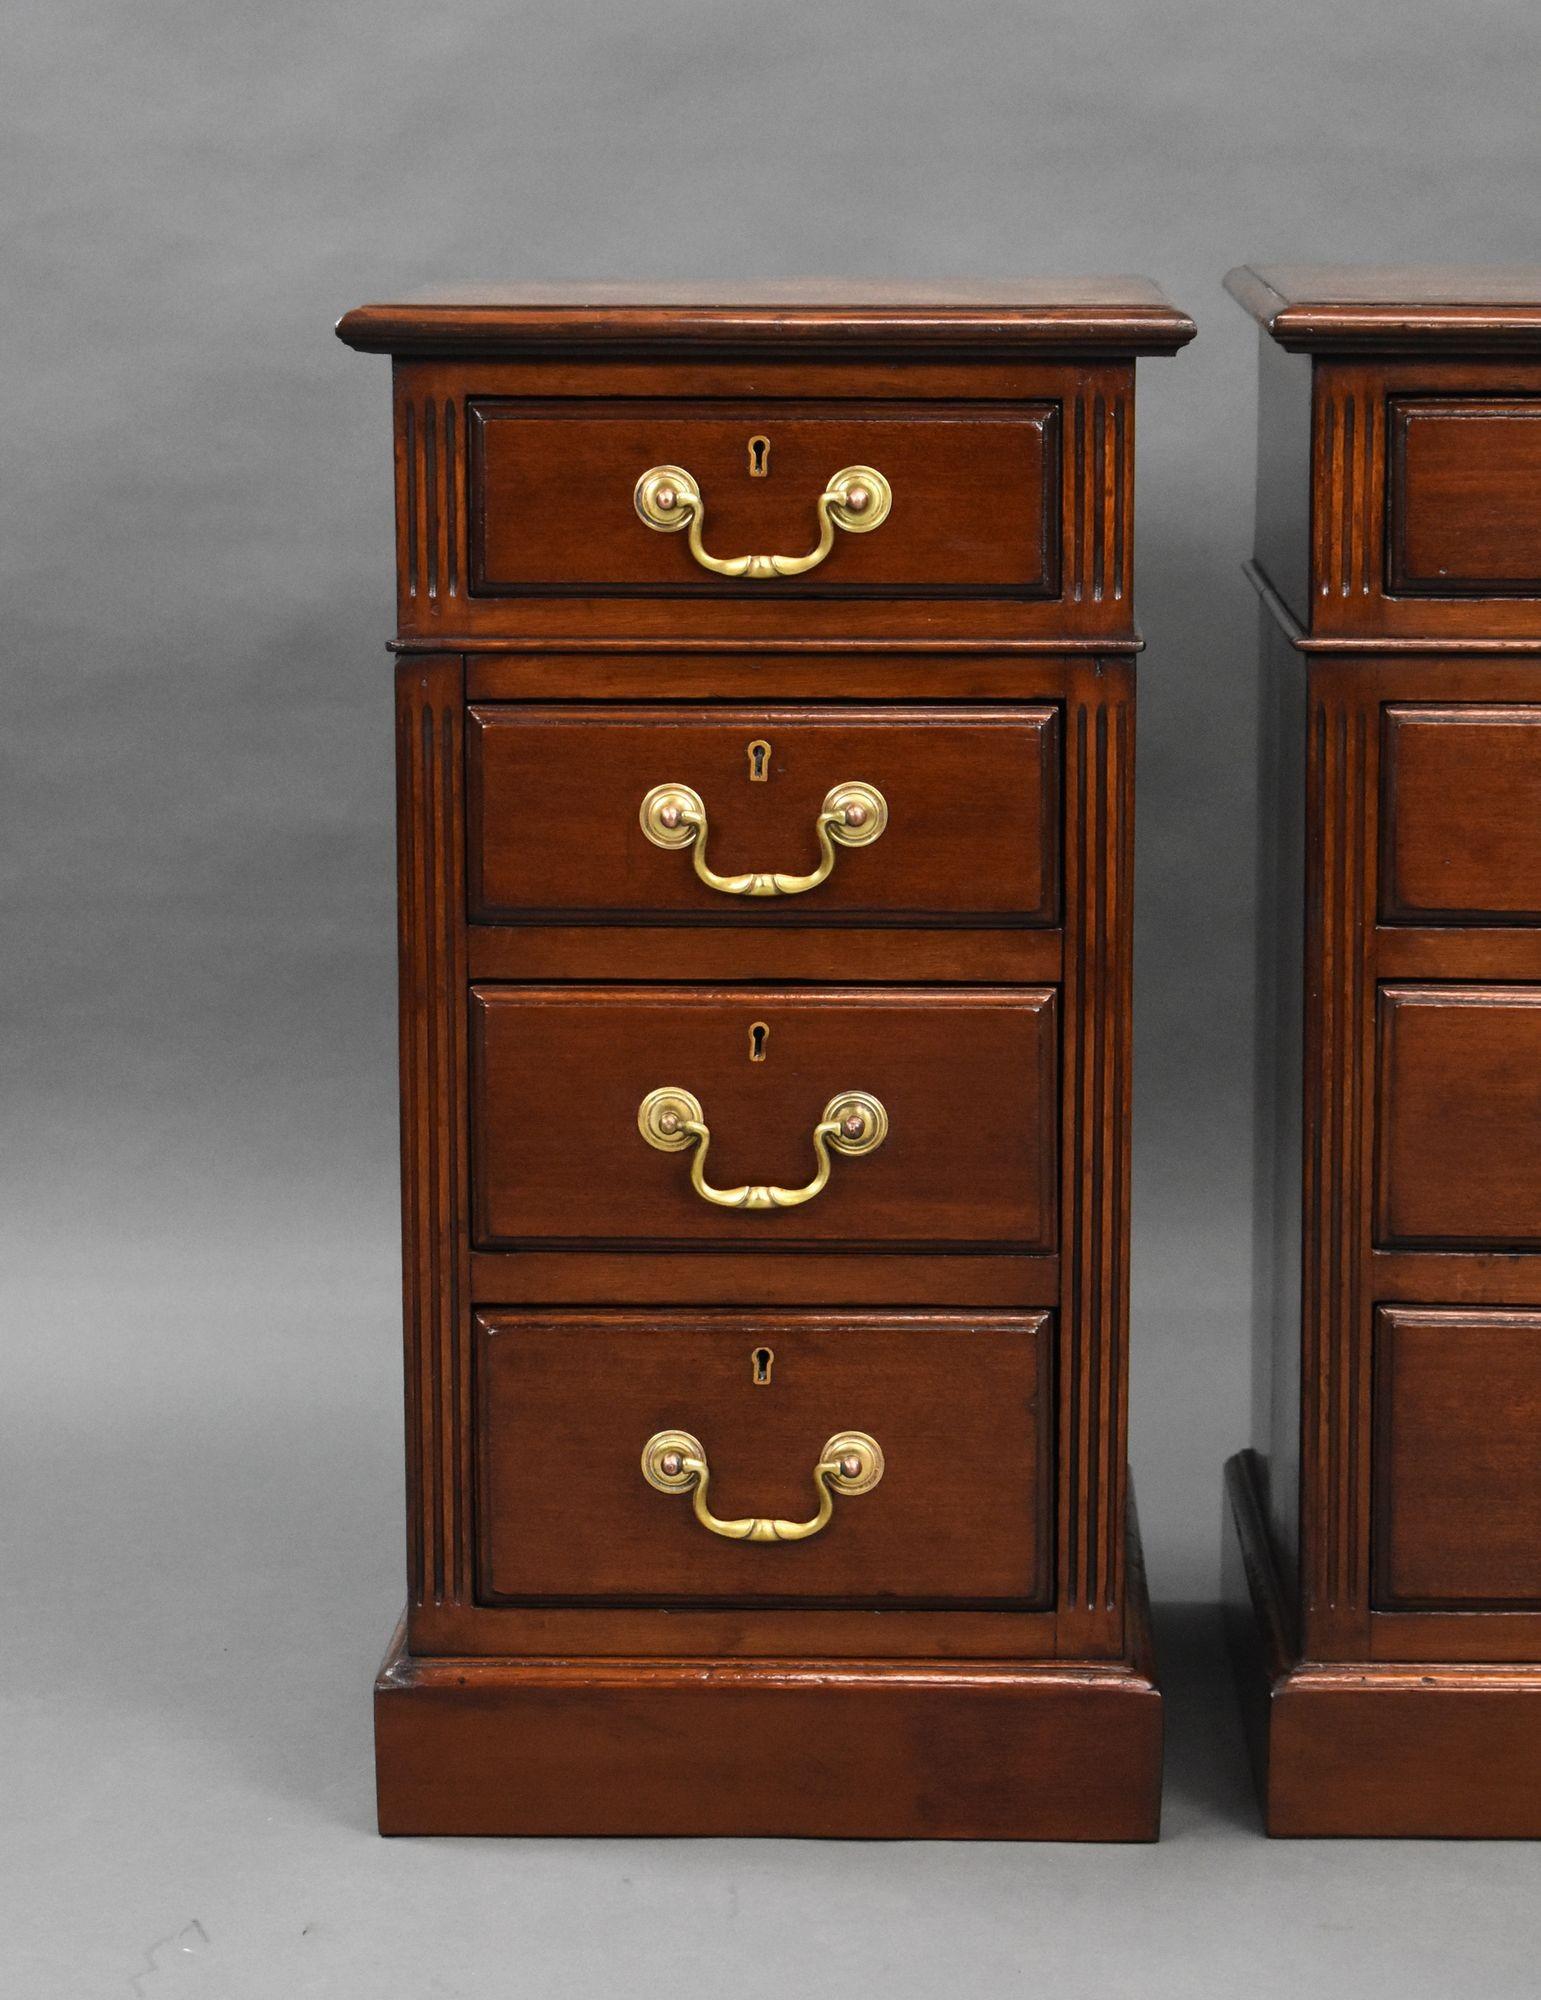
xmin=338 ymin=279 xmax=1196 ymax=358
xmin=1245 ymin=559 xmax=1541 ymax=655
xmin=1226 ymin=263 xmax=1541 ymax=353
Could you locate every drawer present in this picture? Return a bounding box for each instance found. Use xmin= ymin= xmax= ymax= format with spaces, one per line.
xmin=1376 ymin=984 xmax=1541 ymax=1247
xmin=1381 ymin=704 xmax=1541 ymax=923
xmin=1373 ymin=1307 xmax=1541 ymax=1608
xmin=467 ymin=399 xmax=1059 ymax=598
xmin=470 ymin=985 xmax=1057 ymax=1250
xmin=474 ymin=1310 xmax=1054 ymax=1606
xmin=466 ymin=704 xmax=1060 ymax=924
xmin=1389 ymin=397 xmax=1541 ymax=596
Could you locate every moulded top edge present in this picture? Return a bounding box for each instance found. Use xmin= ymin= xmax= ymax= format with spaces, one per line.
xmin=335 ymin=278 xmax=1197 ymax=357
xmin=1225 ymin=263 xmax=1541 ymax=352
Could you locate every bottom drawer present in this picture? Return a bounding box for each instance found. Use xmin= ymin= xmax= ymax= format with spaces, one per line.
xmin=475 ymin=1310 xmax=1053 ymax=1609
xmin=1373 ymin=1305 xmax=1541 ymax=1609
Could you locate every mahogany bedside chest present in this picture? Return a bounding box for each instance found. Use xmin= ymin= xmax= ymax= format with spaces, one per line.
xmin=1225 ymin=265 xmax=1541 ymax=1837
xmin=336 ymin=281 xmax=1194 ymax=1839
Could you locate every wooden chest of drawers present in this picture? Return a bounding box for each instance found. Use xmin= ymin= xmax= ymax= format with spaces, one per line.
xmin=1224 ymin=265 xmax=1541 ymax=1837
xmin=338 ymin=282 xmax=1193 ymax=1838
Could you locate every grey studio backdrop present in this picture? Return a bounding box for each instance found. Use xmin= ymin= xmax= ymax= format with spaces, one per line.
xmin=6 ymin=3 xmax=1539 ymax=1996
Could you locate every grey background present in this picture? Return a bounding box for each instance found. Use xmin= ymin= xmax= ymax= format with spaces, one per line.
xmin=6 ymin=2 xmax=1539 ymax=1993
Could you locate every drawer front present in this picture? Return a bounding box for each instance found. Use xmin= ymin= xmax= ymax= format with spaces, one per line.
xmin=470 ymin=985 xmax=1057 ymax=1249
xmin=475 ymin=1311 xmax=1054 ymax=1606
xmin=468 ymin=399 xmax=1059 ymax=598
xmin=1389 ymin=397 xmax=1541 ymax=596
xmin=467 ymin=704 xmax=1060 ymax=924
xmin=1381 ymin=705 xmax=1541 ymax=923
xmin=1376 ymin=984 xmax=1541 ymax=1248
xmin=1373 ymin=1307 xmax=1541 ymax=1609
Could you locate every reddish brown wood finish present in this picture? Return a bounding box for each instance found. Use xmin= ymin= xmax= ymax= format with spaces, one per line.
xmin=1228 ymin=265 xmax=1541 ymax=1837
xmin=1380 ymin=704 xmax=1541 ymax=922
xmin=466 ymin=703 xmax=1060 ymax=924
xmin=376 ymin=1499 xmax=1162 ymax=1841
xmin=470 ymin=399 xmax=1060 ymax=598
xmin=469 ymin=984 xmax=1058 ymax=1252
xmin=1376 ymin=985 xmax=1541 ymax=1249
xmin=475 ymin=1311 xmax=1053 ymax=1608
xmin=1371 ymin=1307 xmax=1541 ymax=1608
xmin=348 ymin=284 xmax=1192 ymax=1838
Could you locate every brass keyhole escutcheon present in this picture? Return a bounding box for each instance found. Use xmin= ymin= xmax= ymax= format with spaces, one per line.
xmin=747 ymin=738 xmax=771 ymax=782
xmin=747 ymin=434 xmax=770 ymax=477
xmin=752 ymin=1346 xmax=774 ymax=1385
xmin=748 ymin=1021 xmax=769 ymax=1062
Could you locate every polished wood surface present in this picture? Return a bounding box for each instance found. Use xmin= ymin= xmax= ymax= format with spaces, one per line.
xmin=337 ymin=277 xmax=1196 ymax=357
xmin=467 ymin=702 xmax=1060 ymax=924
xmin=470 ymin=399 xmax=1059 ymax=597
xmin=376 ymin=1499 xmax=1162 ymax=1840
xmin=1371 ymin=1308 xmax=1541 ymax=1608
xmin=469 ymin=984 xmax=1058 ymax=1252
xmin=1388 ymin=399 xmax=1541 ymax=594
xmin=1380 ymin=704 xmax=1541 ymax=922
xmin=350 ymin=284 xmax=1189 ymax=1837
xmin=1375 ymin=984 xmax=1541 ymax=1249
xmin=475 ymin=1311 xmax=1053 ymax=1607
xmin=1225 ymin=263 xmax=1541 ymax=351
xmin=1229 ymin=266 xmax=1541 ymax=1837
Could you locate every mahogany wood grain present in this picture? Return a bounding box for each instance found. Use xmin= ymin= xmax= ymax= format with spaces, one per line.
xmin=1371 ymin=1307 xmax=1541 ymax=1608
xmin=469 ymin=984 xmax=1058 ymax=1253
xmin=337 ymin=277 xmax=1195 ymax=358
xmin=1380 ymin=704 xmax=1541 ymax=922
xmin=375 ymin=1495 xmax=1162 ymax=1840
xmin=467 ymin=1249 xmax=1058 ymax=1310
xmin=470 ymin=400 xmax=1058 ymax=598
xmin=1231 ymin=267 xmax=1541 ymax=1839
xmin=466 ymin=703 xmax=1060 ymax=925
xmin=474 ymin=1311 xmax=1053 ymax=1608
xmin=465 ymin=923 xmax=1063 ymax=986
xmin=1225 ymin=1451 xmax=1541 ymax=1837
xmin=1375 ymin=984 xmax=1541 ymax=1250
xmin=382 ymin=354 xmax=1142 ymax=644
xmin=1389 ymin=400 xmax=1541 ymax=594
xmin=349 ymin=285 xmax=1188 ymax=1838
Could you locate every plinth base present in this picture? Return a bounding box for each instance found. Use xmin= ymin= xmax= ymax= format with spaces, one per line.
xmin=1224 ymin=1449 xmax=1541 ymax=1838
xmin=375 ymin=1508 xmax=1163 ymax=1840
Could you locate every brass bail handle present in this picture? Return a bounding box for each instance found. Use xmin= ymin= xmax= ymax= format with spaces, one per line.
xmin=641 ymin=1428 xmax=885 ymax=1542
xmin=637 ymin=1087 xmax=889 ymax=1210
xmin=639 ymin=779 xmax=888 ymax=898
xmin=634 ymin=463 xmax=892 ymax=578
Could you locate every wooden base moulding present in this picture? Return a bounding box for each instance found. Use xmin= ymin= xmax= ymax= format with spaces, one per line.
xmin=1223 ymin=1450 xmax=1541 ymax=1838
xmin=375 ymin=1503 xmax=1163 ymax=1841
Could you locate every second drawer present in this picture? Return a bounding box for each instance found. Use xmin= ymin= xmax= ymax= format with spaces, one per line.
xmin=467 ymin=704 xmax=1061 ymax=924
xmin=470 ymin=984 xmax=1059 ymax=1249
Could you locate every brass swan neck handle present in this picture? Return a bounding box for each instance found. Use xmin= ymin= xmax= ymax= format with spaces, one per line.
xmin=637 ymin=1087 xmax=888 ymax=1210
xmin=641 ymin=1428 xmax=884 ymax=1542
xmin=634 ymin=463 xmax=892 ymax=578
xmin=639 ymin=780 xmax=887 ymax=898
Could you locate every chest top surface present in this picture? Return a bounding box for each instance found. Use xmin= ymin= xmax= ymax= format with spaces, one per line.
xmin=336 ymin=278 xmax=1195 ymax=356
xmin=1226 ymin=263 xmax=1541 ymax=352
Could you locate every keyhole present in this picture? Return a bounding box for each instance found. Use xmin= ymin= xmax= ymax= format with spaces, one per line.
xmin=747 ymin=739 xmax=771 ymax=783
xmin=748 ymin=1021 xmax=769 ymax=1062
xmin=752 ymin=1346 xmax=774 ymax=1385
xmin=747 ymin=434 xmax=770 ymax=477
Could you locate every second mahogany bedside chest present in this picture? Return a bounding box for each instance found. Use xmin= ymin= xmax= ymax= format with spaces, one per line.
xmin=1225 ymin=265 xmax=1541 ymax=1837
xmin=336 ymin=281 xmax=1194 ymax=1838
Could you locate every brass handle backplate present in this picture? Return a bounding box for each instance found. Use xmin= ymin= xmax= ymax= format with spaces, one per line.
xmin=634 ymin=463 xmax=892 ymax=578
xmin=638 ymin=1087 xmax=888 ymax=1210
xmin=639 ymin=780 xmax=888 ymax=897
xmin=641 ymin=1428 xmax=884 ymax=1541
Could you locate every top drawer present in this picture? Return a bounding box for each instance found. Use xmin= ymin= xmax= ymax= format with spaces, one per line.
xmin=385 ymin=356 xmax=1142 ymax=644
xmin=468 ymin=399 xmax=1059 ymax=599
